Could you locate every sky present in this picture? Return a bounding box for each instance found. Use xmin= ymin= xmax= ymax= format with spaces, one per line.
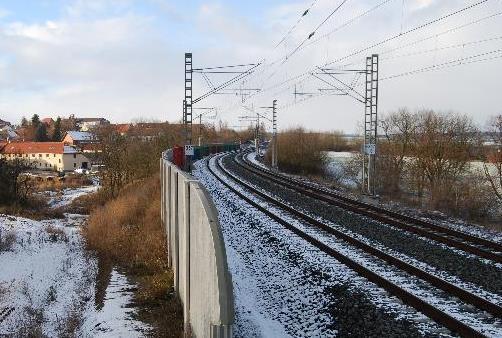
xmin=0 ymin=0 xmax=501 ymax=133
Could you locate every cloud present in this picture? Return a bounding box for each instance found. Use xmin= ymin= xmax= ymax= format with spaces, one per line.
xmin=0 ymin=0 xmax=500 ymax=132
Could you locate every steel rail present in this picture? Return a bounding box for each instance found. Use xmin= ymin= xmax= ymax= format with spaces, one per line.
xmin=207 ymin=153 xmax=488 ymax=337
xmin=221 ymin=153 xmax=502 ymax=318
xmin=237 ymin=153 xmax=502 ymax=263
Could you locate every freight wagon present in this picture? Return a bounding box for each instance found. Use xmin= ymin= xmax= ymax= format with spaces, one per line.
xmin=172 ymin=143 xmax=240 ymax=168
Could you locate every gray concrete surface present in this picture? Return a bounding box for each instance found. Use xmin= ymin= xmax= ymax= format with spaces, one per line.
xmin=161 ymin=155 xmax=234 ymax=338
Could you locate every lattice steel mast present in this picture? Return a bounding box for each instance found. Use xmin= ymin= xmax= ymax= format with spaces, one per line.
xmin=184 ymin=53 xmax=193 ymax=145
xmin=362 ymin=54 xmax=379 ymax=195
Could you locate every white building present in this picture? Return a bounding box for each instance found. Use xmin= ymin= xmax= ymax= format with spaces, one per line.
xmin=0 ymin=142 xmax=90 ymax=172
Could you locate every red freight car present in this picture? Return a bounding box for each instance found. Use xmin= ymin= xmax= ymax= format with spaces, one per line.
xmin=172 ymin=145 xmax=185 ymax=168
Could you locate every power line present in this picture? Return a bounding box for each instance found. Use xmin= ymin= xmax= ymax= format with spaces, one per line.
xmin=336 ymin=11 xmax=502 ymax=69
xmin=324 ymin=0 xmax=492 ymax=67
xmin=274 ymin=0 xmax=319 ymax=48
xmin=193 ymin=62 xmax=263 ymax=104
xmin=304 ymin=0 xmax=396 ymax=51
xmin=193 ymin=63 xmax=259 ymax=71
xmin=284 ymin=0 xmax=350 ymax=62
xmin=250 ymin=0 xmax=494 ymax=101
xmin=380 ymin=35 xmax=502 ymax=61
xmin=380 ymin=48 xmax=502 ymax=81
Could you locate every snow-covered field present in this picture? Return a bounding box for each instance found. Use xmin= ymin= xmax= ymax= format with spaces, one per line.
xmin=0 ymin=183 xmax=149 ymax=337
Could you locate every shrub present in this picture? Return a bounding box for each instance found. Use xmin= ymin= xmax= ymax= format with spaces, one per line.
xmin=0 ymin=230 xmax=16 ymax=252
xmin=265 ymin=127 xmax=327 ymax=175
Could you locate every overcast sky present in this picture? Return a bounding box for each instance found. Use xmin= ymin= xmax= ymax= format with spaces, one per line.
xmin=0 ymin=0 xmax=501 ymax=133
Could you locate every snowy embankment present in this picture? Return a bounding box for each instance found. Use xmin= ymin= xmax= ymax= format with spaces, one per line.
xmin=0 ymin=182 xmax=150 ymax=337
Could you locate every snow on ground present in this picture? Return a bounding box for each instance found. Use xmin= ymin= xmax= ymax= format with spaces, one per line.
xmin=81 ymin=269 xmax=150 ymax=337
xmin=193 ymin=157 xmax=453 ymax=338
xmin=0 ymin=215 xmax=95 ymax=336
xmin=0 ymin=184 xmax=149 ymax=337
xmin=48 ymin=185 xmax=100 ymax=208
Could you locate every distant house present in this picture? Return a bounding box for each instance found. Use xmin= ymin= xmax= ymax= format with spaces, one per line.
xmin=0 ymin=142 xmax=90 ymax=172
xmin=113 ymin=123 xmax=131 ymax=136
xmin=76 ymin=118 xmax=110 ymax=131
xmin=63 ymin=131 xmax=96 ymax=146
xmin=0 ymin=119 xmax=11 ymax=128
xmin=0 ymin=125 xmax=19 ymax=141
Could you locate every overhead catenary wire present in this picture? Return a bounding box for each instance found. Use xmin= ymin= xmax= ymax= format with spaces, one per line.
xmin=333 ymin=11 xmax=502 ymax=70
xmin=249 ymin=0 xmax=494 ymax=102
xmin=380 ymin=48 xmax=502 ymax=81
xmin=283 ymin=0 xmax=350 ymax=62
xmin=241 ymin=0 xmax=395 ymax=96
xmin=274 ymin=0 xmax=319 ymax=48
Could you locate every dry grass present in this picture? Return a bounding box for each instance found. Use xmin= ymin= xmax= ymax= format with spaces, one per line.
xmin=66 ymin=189 xmax=109 ymax=215
xmin=31 ymin=175 xmax=93 ymax=193
xmin=0 ymin=196 xmax=65 ymax=221
xmin=0 ymin=230 xmax=16 ymax=252
xmin=83 ymin=175 xmax=183 ymax=336
xmin=45 ymin=226 xmax=68 ymax=243
xmin=265 ymin=127 xmax=327 ymax=175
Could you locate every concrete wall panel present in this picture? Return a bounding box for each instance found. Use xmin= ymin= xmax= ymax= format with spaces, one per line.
xmin=160 ymin=157 xmax=234 ymax=338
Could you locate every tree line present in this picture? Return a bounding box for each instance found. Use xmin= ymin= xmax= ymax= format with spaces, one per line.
xmin=371 ymin=109 xmax=500 ymax=219
xmin=19 ymin=114 xmax=63 ymax=142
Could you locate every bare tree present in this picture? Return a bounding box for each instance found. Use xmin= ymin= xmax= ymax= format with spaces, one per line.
xmin=378 ymin=108 xmax=418 ymax=195
xmin=411 ymin=110 xmax=478 ymax=207
xmin=483 ymin=115 xmax=502 ymax=201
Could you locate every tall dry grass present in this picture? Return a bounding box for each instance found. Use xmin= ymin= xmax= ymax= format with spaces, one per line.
xmin=265 ymin=127 xmax=327 ymax=175
xmin=83 ymin=175 xmax=183 ymax=336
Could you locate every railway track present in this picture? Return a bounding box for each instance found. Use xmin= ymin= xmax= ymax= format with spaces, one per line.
xmin=236 ymin=152 xmax=502 ymax=264
xmin=206 ymin=152 xmax=502 ymax=338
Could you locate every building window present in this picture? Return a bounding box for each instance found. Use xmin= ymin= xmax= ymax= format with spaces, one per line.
xmin=73 ymin=154 xmax=76 ymax=159
xmin=73 ymin=163 xmax=76 ymax=168
xmin=46 ymin=154 xmax=49 ymax=157
xmin=32 ymin=154 xmax=35 ymax=158
xmin=53 ymin=154 xmax=56 ymax=157
xmin=39 ymin=154 xmax=42 ymax=158
xmin=59 ymin=159 xmax=61 ymax=163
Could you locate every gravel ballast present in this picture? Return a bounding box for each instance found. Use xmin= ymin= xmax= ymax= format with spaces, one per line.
xmin=223 ymin=155 xmax=502 ymax=296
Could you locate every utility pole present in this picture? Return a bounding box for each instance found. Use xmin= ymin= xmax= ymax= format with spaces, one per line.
xmin=272 ymin=100 xmax=278 ymax=171
xmin=362 ymin=54 xmax=379 ymax=196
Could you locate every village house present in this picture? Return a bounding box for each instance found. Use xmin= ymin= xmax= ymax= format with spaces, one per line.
xmin=76 ymin=117 xmax=110 ymax=131
xmin=0 ymin=142 xmax=90 ymax=172
xmin=63 ymin=131 xmax=96 ymax=146
xmin=0 ymin=125 xmax=19 ymax=141
xmin=0 ymin=119 xmax=11 ymax=128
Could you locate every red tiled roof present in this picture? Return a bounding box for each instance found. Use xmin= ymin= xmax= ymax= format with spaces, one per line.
xmin=114 ymin=124 xmax=131 ymax=133
xmin=42 ymin=118 xmax=54 ymax=124
xmin=1 ymin=142 xmax=65 ymax=154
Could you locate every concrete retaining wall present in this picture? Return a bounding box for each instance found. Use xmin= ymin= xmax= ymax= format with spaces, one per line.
xmin=160 ymin=155 xmax=234 ymax=338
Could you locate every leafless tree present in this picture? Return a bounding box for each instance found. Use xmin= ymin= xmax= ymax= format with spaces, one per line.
xmin=483 ymin=115 xmax=502 ymax=201
xmin=378 ymin=108 xmax=418 ymax=195
xmin=411 ymin=110 xmax=478 ymax=208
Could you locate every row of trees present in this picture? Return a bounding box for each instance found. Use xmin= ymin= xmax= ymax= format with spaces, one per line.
xmin=373 ymin=109 xmax=500 ymax=218
xmin=20 ymin=114 xmax=62 ymax=142
xmin=93 ymin=124 xmax=185 ymax=197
